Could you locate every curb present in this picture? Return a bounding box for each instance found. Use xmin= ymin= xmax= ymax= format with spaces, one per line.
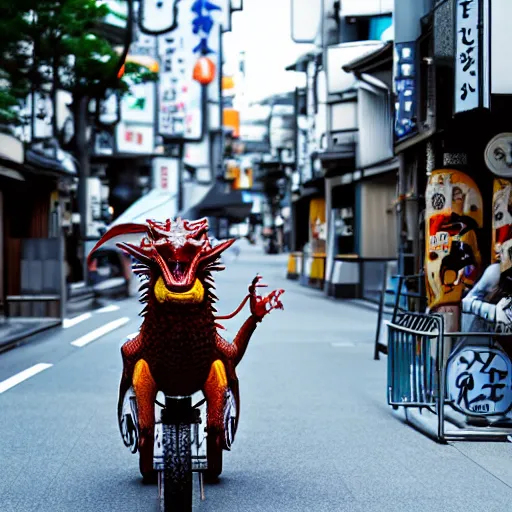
xmin=0 ymin=320 xmax=62 ymax=355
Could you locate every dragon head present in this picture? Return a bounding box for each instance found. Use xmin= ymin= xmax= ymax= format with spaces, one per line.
xmin=87 ymin=217 xmax=235 ymax=301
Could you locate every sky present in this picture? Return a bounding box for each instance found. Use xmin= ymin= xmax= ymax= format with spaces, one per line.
xmin=222 ymin=0 xmax=315 ymax=104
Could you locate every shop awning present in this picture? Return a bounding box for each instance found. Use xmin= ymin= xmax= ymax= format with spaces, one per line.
xmin=110 ymin=188 xmax=178 ymax=226
xmin=181 ymin=180 xmax=253 ymax=223
xmin=342 ymin=41 xmax=393 ymax=74
xmin=25 ymin=140 xmax=78 ymax=177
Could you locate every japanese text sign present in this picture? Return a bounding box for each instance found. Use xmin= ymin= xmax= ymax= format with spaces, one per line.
xmin=455 ymin=0 xmax=486 ymax=113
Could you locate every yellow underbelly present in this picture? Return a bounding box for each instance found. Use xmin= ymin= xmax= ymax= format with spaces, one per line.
xmin=154 ymin=276 xmax=205 ymax=304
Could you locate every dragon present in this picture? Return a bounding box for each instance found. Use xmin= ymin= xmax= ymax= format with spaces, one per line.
xmin=87 ymin=217 xmax=284 ymax=483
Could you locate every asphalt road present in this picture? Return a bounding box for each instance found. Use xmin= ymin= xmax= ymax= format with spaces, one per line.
xmin=2 ymin=241 xmax=512 ymax=511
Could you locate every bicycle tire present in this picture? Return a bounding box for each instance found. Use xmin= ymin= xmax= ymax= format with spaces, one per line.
xmin=159 ymin=423 xmax=193 ymax=512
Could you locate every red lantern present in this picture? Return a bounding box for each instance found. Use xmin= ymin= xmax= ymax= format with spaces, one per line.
xmin=193 ymin=57 xmax=216 ymax=85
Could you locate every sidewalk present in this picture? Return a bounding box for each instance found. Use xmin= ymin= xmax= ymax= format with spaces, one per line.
xmin=0 ymin=317 xmax=61 ymax=353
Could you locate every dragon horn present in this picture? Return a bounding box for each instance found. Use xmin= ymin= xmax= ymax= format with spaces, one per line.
xmin=199 ymin=238 xmax=236 ymax=266
xmin=87 ymin=223 xmax=148 ymax=266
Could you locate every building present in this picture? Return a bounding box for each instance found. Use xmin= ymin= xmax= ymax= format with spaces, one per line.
xmin=0 ymin=133 xmax=75 ymax=325
xmin=286 ymin=0 xmax=397 ymax=300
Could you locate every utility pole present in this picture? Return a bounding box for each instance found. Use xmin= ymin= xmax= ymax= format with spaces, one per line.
xmin=74 ymin=94 xmax=90 ymax=282
xmin=321 ymin=0 xmax=332 ymax=152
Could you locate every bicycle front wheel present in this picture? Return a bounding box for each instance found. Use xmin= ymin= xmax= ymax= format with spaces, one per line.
xmin=159 ymin=423 xmax=192 ymax=512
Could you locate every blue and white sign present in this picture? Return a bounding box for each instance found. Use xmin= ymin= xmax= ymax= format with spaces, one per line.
xmin=394 ymin=42 xmax=417 ymax=141
xmin=447 ymin=346 xmax=512 ymax=416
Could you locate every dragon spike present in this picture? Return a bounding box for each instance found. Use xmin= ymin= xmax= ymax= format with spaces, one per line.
xmin=87 ymin=222 xmax=148 ymax=266
xmin=139 ymin=282 xmax=149 ymax=292
xmin=215 ymin=322 xmax=226 ymax=330
xmin=205 ymin=265 xmax=225 ymax=272
xmin=209 ymin=291 xmax=219 ymax=301
xmin=147 ymin=218 xmax=172 ymax=238
xmin=117 ymin=242 xmax=153 ymax=265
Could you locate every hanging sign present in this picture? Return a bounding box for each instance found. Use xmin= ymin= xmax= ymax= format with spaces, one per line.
xmin=157 ymin=0 xmax=226 ymax=141
xmin=394 ymin=42 xmax=417 ymax=141
xmin=485 ymin=133 xmax=512 ymax=178
xmin=139 ymin=0 xmax=180 ymax=35
xmin=121 ymin=81 xmax=155 ymax=124
xmin=454 ymin=0 xmax=490 ymax=113
xmin=152 ymin=157 xmax=179 ymax=194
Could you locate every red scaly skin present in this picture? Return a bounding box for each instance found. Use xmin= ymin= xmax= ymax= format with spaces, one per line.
xmin=87 ymin=217 xmax=284 ymax=480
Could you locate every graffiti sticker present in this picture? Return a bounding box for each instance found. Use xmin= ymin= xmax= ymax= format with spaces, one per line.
xmin=447 ymin=346 xmax=512 ymax=416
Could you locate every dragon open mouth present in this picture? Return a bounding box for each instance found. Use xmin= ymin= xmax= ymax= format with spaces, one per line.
xmin=159 ymin=256 xmax=200 ymax=293
xmin=170 ymin=261 xmax=189 ymax=282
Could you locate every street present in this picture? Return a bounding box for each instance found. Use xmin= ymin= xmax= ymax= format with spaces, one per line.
xmin=2 ymin=242 xmax=512 ymax=512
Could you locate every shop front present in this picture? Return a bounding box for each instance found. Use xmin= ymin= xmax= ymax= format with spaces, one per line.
xmin=0 ymin=135 xmax=73 ymax=321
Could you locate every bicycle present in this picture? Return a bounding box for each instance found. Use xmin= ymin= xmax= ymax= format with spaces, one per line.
xmin=123 ymin=387 xmax=238 ymax=512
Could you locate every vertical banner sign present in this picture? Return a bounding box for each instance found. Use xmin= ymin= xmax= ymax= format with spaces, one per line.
xmin=454 ymin=0 xmax=489 ymax=113
xmin=157 ymin=0 xmax=203 ymax=140
xmin=157 ymin=0 xmax=226 ymax=141
xmin=86 ymin=177 xmax=102 ymax=238
xmin=152 ymin=157 xmax=179 ymax=195
xmin=161 ymin=166 xmax=168 ymax=189
xmin=393 ymin=43 xmax=416 ymax=141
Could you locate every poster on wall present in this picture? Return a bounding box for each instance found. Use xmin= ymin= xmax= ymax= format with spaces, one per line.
xmin=116 ymin=123 xmax=155 ymax=154
xmin=486 ymin=133 xmax=512 ymax=275
xmin=425 ymin=169 xmax=483 ymax=316
xmin=492 ymin=178 xmax=512 ymax=270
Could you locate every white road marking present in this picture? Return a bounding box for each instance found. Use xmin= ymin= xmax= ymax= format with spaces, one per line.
xmin=62 ymin=313 xmax=92 ymax=329
xmin=71 ymin=317 xmax=131 ymax=347
xmin=0 ymin=363 xmax=53 ymax=394
xmin=331 ymin=342 xmax=356 ymax=348
xmin=96 ymin=304 xmax=121 ymax=314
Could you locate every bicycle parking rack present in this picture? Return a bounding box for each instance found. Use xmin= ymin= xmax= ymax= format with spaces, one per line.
xmin=386 ymin=279 xmax=512 ymax=443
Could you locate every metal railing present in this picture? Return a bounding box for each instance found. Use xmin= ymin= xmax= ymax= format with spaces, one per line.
xmin=386 ymin=281 xmax=512 ymax=442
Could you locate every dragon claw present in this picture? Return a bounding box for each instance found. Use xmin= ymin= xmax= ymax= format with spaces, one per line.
xmin=249 ymin=275 xmax=285 ymax=319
